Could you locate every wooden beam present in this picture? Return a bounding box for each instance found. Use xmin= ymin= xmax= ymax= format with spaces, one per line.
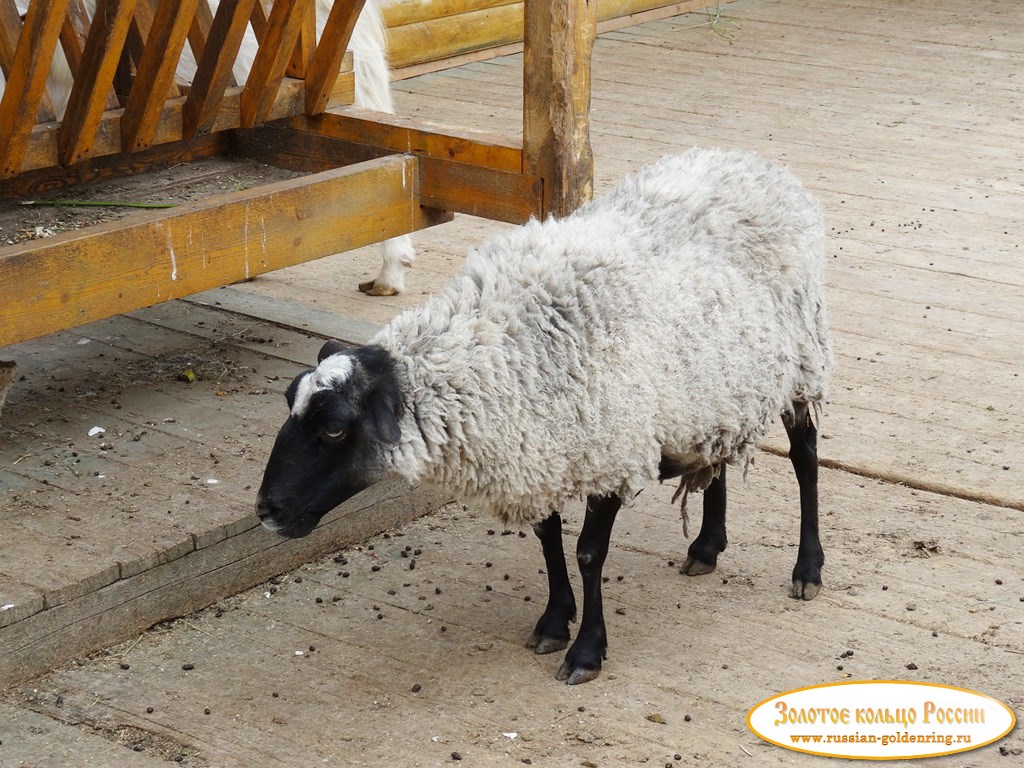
xmin=234 ymin=124 xmax=543 ymax=224
xmin=121 ymin=0 xmax=201 ymax=151
xmin=240 ymin=0 xmax=312 ymax=127
xmin=383 ymin=0 xmax=516 ymax=28
xmin=386 ymin=2 xmax=522 ymax=70
xmin=522 ymin=0 xmax=596 ymax=217
xmin=286 ymin=108 xmax=523 ymax=172
xmin=305 ymin=0 xmax=365 ymax=114
xmin=418 ymin=154 xmax=542 ymax=224
xmin=182 ymin=0 xmax=258 ymax=138
xmin=0 ymin=0 xmax=68 ymax=176
xmin=58 ymin=0 xmax=138 ymax=166
xmin=0 ymin=155 xmax=451 ymax=348
xmin=18 ymin=70 xmax=353 ymax=175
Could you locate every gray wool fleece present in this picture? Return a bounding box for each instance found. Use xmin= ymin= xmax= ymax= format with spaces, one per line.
xmin=374 ymin=148 xmax=835 ymax=526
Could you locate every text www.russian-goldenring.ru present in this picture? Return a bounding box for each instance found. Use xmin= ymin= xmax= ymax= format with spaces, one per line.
xmin=790 ymin=732 xmax=972 ymax=747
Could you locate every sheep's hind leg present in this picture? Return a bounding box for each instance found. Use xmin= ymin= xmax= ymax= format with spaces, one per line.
xmin=527 ymin=512 xmax=577 ymax=654
xmin=557 ymin=494 xmax=621 ymax=685
xmin=784 ymin=401 xmax=824 ymax=600
xmin=679 ymin=464 xmax=728 ymax=576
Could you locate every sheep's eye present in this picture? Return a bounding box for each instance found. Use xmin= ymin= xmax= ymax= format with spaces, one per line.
xmin=320 ymin=429 xmax=347 ymax=444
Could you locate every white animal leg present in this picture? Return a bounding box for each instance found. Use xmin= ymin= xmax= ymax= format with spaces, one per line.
xmin=359 ymin=235 xmax=414 ymax=296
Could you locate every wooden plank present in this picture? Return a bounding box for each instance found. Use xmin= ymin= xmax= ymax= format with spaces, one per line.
xmin=0 ymin=0 xmax=68 ymax=176
xmin=186 ymin=286 xmax=382 ymax=344
xmin=387 ymin=2 xmax=524 ymax=70
xmin=522 ymin=0 xmax=596 ymax=217
xmin=385 ymin=0 xmax=716 ymax=72
xmin=233 ymin=121 xmax=540 ymax=222
xmin=58 ymin=0 xmax=138 ymax=166
xmin=182 ymin=0 xmax=257 ymax=137
xmin=286 ymin=107 xmax=523 ymax=172
xmin=383 ymin=0 xmax=516 ymax=28
xmin=305 ymin=0 xmax=365 ymax=114
xmin=239 ymin=0 xmax=312 ymax=127
xmin=0 ymin=477 xmax=448 ymax=686
xmin=120 ymin=0 xmax=201 ymax=151
xmin=231 ymin=117 xmax=387 ymax=172
xmin=0 ymin=155 xmax=448 ymax=347
xmin=19 ymin=70 xmax=353 ymax=175
xmin=419 ymin=154 xmax=542 ymax=224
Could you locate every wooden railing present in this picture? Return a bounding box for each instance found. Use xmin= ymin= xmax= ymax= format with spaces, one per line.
xmin=0 ymin=0 xmax=597 ymax=349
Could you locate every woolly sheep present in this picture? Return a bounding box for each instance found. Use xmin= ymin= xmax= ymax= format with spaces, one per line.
xmin=256 ymin=147 xmax=835 ymax=684
xmin=2 ymin=0 xmax=413 ymax=296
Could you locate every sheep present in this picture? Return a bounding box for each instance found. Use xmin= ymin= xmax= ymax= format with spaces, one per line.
xmin=256 ymin=147 xmax=835 ymax=684
xmin=2 ymin=0 xmax=413 ymax=296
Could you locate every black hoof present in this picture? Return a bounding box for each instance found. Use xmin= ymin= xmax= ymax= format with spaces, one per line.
xmin=791 ymin=558 xmax=823 ymax=600
xmin=681 ymin=534 xmax=726 ymax=576
xmin=679 ymin=554 xmax=716 ymax=576
xmin=526 ymin=633 xmax=569 ymax=654
xmin=791 ymin=580 xmax=821 ymax=600
xmin=556 ymin=638 xmax=606 ymax=685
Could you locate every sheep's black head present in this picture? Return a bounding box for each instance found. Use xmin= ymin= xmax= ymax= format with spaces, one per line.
xmin=255 ymin=341 xmax=405 ymax=538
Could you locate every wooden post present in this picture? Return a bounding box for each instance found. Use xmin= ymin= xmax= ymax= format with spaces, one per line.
xmin=522 ymin=0 xmax=595 ymax=219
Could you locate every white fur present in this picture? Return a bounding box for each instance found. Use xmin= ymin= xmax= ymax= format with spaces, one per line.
xmin=291 ymin=352 xmax=354 ymax=417
xmin=373 ymin=148 xmax=835 ymax=526
xmin=3 ymin=0 xmax=414 ymax=293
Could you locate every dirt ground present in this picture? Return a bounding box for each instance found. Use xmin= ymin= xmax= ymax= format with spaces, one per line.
xmin=1 ymin=0 xmax=1023 ymax=765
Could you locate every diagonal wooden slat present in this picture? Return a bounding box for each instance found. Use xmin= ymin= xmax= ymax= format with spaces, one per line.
xmin=186 ymin=0 xmax=217 ymax=79
xmin=305 ymin=0 xmax=364 ymax=114
xmin=286 ymin=0 xmax=316 ymax=78
xmin=0 ymin=0 xmax=58 ymax=123
xmin=182 ymin=0 xmax=256 ymax=138
xmin=60 ymin=0 xmax=121 ymax=111
xmin=240 ymin=0 xmax=313 ymax=128
xmin=249 ymin=0 xmax=269 ymax=44
xmin=120 ymin=0 xmax=200 ymax=151
xmin=58 ymin=0 xmax=138 ymax=166
xmin=3 ymin=3 xmax=61 ymax=123
xmin=116 ymin=0 xmax=155 ymax=100
xmin=0 ymin=0 xmax=68 ymax=177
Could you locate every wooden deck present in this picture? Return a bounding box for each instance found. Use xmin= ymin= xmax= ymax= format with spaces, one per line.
xmin=1 ymin=0 xmax=1023 ymax=764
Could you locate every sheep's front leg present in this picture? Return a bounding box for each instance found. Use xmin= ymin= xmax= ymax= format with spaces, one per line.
xmin=557 ymin=493 xmax=621 ymax=685
xmin=783 ymin=401 xmax=824 ymax=600
xmin=527 ymin=512 xmax=577 ymax=654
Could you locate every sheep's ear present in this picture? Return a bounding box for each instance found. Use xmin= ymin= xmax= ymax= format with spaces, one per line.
xmin=366 ymin=388 xmax=403 ymax=445
xmin=318 ymin=339 xmax=350 ymax=362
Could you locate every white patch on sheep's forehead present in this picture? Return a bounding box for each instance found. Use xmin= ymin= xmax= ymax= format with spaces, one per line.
xmin=290 ymin=354 xmax=354 ymax=417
